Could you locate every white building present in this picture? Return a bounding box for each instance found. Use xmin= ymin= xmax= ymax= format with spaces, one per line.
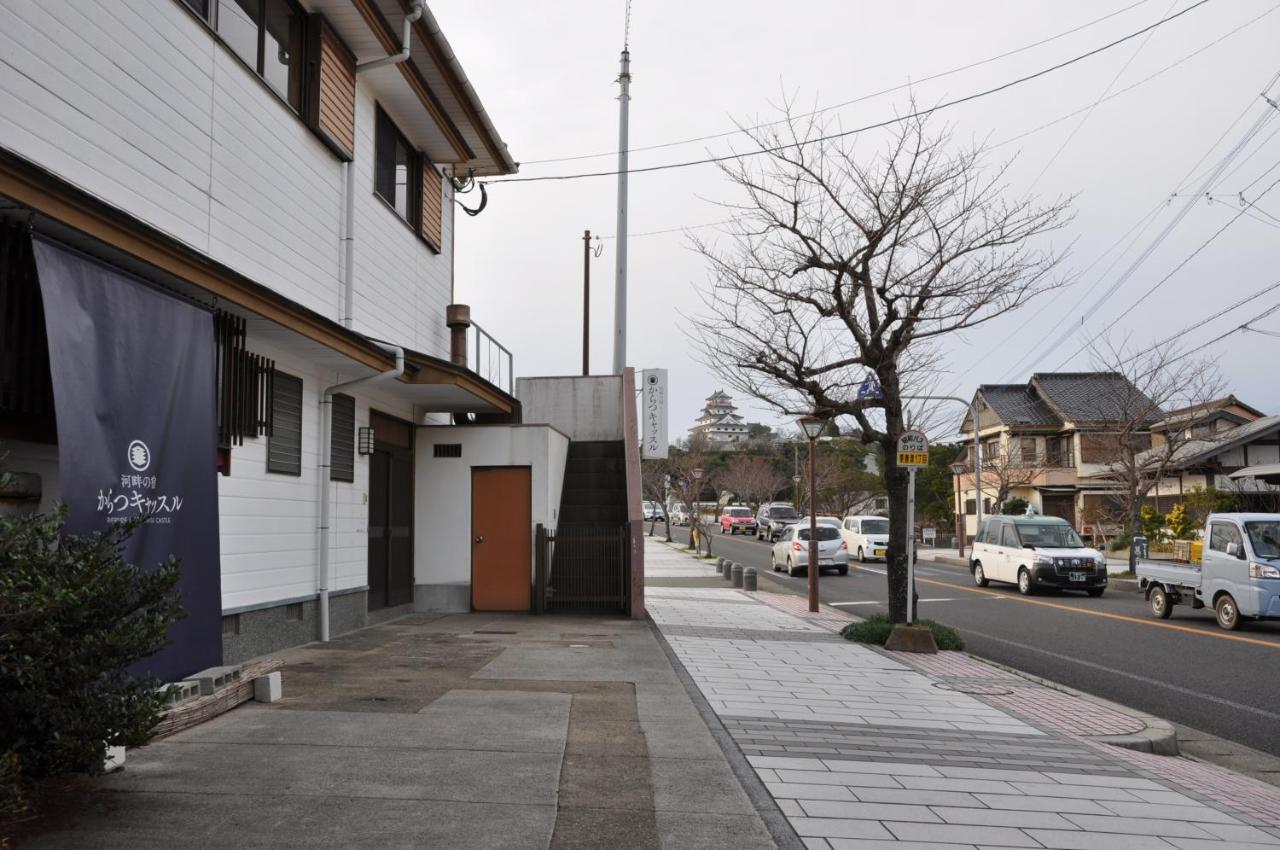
xmin=0 ymin=0 xmax=642 ymax=677
xmin=690 ymin=390 xmax=750 ymax=447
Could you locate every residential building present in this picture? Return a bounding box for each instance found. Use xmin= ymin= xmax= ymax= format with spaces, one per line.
xmin=690 ymin=389 xmax=750 ymax=447
xmin=0 ymin=0 xmax=642 ymax=681
xmin=953 ymin=373 xmax=1162 ymax=537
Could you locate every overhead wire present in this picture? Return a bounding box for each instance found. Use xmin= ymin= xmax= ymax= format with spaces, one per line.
xmin=519 ymin=0 xmax=1158 ymax=166
xmin=487 ymin=0 xmax=1212 ymax=185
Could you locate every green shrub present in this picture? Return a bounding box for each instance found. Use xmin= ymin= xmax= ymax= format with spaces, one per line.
xmin=1001 ymin=497 xmax=1029 ymax=516
xmin=840 ymin=613 xmax=964 ymax=651
xmin=1 ymin=508 xmax=184 ymax=814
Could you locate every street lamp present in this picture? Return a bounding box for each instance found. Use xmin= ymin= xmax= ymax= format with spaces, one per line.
xmin=691 ymin=467 xmax=704 ymax=553
xmin=797 ymin=414 xmax=826 ymax=613
xmin=950 ymin=461 xmax=967 ymax=559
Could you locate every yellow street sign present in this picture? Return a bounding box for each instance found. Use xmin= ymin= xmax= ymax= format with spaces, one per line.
xmin=897 ymin=451 xmax=929 ymax=466
xmin=896 ymin=429 xmax=929 ymax=467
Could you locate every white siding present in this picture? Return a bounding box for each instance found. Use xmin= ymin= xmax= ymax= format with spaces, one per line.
xmin=0 ymin=0 xmax=456 ymax=361
xmin=216 ymin=339 xmax=418 ymax=612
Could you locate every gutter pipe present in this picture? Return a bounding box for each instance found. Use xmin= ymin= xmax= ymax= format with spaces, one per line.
xmin=317 ymin=341 xmax=405 ymax=642
xmin=357 ymin=1 xmax=424 ymax=73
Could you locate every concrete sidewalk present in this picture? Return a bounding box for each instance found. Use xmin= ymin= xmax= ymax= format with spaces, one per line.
xmin=11 ymin=611 xmax=779 ymax=849
xmin=648 ymin=539 xmax=1280 ymax=849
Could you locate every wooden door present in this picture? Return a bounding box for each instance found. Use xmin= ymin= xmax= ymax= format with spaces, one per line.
xmin=471 ymin=466 xmax=532 ymax=611
xmin=367 ymin=412 xmax=414 ymax=611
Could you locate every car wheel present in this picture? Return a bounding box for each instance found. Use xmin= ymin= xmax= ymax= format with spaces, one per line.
xmin=1215 ymin=594 xmax=1241 ymax=630
xmin=858 ymin=547 xmax=866 ymax=563
xmin=719 ymin=525 xmax=725 ymax=534
xmin=838 ymin=566 xmax=848 ymax=576
xmin=973 ymin=562 xmax=989 ymax=588
xmin=1149 ymin=585 xmax=1171 ymax=619
xmin=1017 ymin=568 xmax=1034 ymax=596
xmin=1086 ymin=588 xmax=1104 ymax=598
xmin=787 ymin=557 xmax=795 ymax=577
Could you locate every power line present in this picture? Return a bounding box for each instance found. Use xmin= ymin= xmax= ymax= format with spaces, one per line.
xmin=488 ymin=0 xmax=1212 ymax=185
xmin=1119 ymin=276 xmax=1280 ymax=363
xmin=519 ymin=0 xmax=1158 ymax=167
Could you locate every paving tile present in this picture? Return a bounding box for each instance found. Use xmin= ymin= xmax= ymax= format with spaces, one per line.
xmin=827 ymin=841 xmax=984 ymax=850
xmin=1014 ymin=783 xmax=1144 ymax=802
xmin=789 ymin=817 xmax=896 ymax=840
xmin=818 ymin=759 xmax=941 ymax=777
xmin=1025 ymin=829 xmax=1183 ymax=849
xmin=885 ymin=821 xmax=1045 ymax=847
xmin=798 ymin=800 xmax=941 ymax=822
xmin=935 ymin=766 xmax=1053 ymax=782
xmin=1098 ymin=801 xmax=1241 ymax=824
xmin=1165 ymin=838 xmax=1280 ymax=850
xmin=974 ymin=793 xmax=1116 ymax=816
xmin=1194 ymin=822 xmax=1280 ymax=844
xmin=851 ymin=787 xmax=984 ymax=807
xmin=898 ymin=776 xmax=1026 ymax=795
xmin=772 ymin=769 xmax=903 ymax=789
xmin=1042 ymin=772 xmax=1164 ymax=790
xmin=931 ymin=806 xmax=1077 ymax=829
xmin=765 ymin=782 xmax=858 ymax=802
xmin=1061 ymin=814 xmax=1219 ymax=839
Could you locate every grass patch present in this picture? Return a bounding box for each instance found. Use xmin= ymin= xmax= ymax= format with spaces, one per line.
xmin=1109 ymin=571 xmax=1135 ymax=579
xmin=841 ymin=614 xmax=965 ymax=651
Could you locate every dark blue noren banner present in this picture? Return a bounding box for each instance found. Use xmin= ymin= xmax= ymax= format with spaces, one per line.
xmin=34 ymin=238 xmax=222 ymax=682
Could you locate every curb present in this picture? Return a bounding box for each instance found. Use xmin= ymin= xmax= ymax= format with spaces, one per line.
xmin=1111 ymin=578 xmax=1141 ymax=593
xmin=967 ymin=655 xmax=1180 ymax=756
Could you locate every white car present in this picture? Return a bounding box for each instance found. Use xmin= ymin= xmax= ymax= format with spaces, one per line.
xmin=841 ymin=515 xmax=890 ymax=563
xmin=970 ymin=515 xmax=1107 ymax=596
xmin=771 ymin=524 xmax=849 ymax=577
xmin=668 ymin=504 xmax=689 ymax=526
xmin=642 ymin=501 xmax=666 ymax=522
xmin=796 ymin=515 xmax=842 ymax=529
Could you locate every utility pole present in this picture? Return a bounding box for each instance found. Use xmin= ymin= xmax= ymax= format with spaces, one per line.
xmin=582 ymin=229 xmax=591 ymax=376
xmin=612 ymin=47 xmax=630 ymax=375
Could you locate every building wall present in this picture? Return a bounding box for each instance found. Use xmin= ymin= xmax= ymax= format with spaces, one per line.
xmin=515 ymin=376 xmax=623 ymax=441
xmin=413 ymin=425 xmax=569 ymax=611
xmin=0 ymin=0 xmax=454 ymax=359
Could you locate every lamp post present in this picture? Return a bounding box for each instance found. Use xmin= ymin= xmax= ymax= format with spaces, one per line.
xmin=691 ymin=467 xmax=704 ymax=553
xmin=797 ymin=414 xmax=826 ymax=613
xmin=950 ymin=461 xmax=967 ymax=559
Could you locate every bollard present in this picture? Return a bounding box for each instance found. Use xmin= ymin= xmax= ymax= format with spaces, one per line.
xmin=717 ymin=556 xmax=727 ymax=570
xmin=731 ymin=563 xmax=744 ymax=588
xmin=743 ymin=567 xmax=757 ymax=591
xmin=722 ymin=560 xmax=734 ymax=580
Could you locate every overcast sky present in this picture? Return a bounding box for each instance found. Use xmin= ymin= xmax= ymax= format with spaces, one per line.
xmin=435 ymin=0 xmax=1280 ymax=443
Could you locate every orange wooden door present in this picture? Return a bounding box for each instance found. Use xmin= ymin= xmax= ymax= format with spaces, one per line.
xmin=471 ymin=466 xmax=532 ymax=611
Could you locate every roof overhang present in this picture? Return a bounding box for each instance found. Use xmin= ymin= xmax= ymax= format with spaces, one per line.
xmin=1229 ymin=464 xmax=1280 ymax=485
xmin=0 ymin=149 xmax=517 ymax=416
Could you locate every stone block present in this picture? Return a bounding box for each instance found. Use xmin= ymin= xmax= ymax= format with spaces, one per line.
xmin=883 ymin=624 xmax=938 ymax=654
xmin=254 ymin=671 xmax=283 ymax=703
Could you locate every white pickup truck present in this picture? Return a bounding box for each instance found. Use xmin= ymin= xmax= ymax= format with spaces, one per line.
xmin=1136 ymin=513 xmax=1280 ymax=630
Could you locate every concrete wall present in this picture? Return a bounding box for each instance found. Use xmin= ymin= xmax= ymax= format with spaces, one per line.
xmin=516 ymin=376 xmax=624 ymax=441
xmin=0 ymin=440 xmax=60 ymax=515
xmin=414 ymin=424 xmax=569 ymax=612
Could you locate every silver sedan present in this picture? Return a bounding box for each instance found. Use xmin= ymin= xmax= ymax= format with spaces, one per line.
xmin=770 ymin=524 xmax=849 ymax=577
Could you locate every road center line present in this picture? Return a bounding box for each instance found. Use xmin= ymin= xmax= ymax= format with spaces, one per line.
xmin=910 ymin=574 xmax=1280 ymax=650
xmin=829 ymin=600 xmax=880 ymax=607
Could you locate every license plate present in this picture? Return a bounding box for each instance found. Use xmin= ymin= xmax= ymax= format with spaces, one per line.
xmin=819 ymin=559 xmax=834 ymax=566
xmin=874 ymin=549 xmax=886 ymax=557
xmin=1070 ymin=572 xmax=1086 ymax=582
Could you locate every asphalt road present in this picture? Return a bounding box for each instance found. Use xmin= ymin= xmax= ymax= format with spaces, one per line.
xmin=664 ymin=525 xmax=1280 ymax=758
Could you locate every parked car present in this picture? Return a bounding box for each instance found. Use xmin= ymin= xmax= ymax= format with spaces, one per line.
xmin=798 ymin=516 xmax=842 ymax=529
xmin=642 ymin=501 xmax=666 ymax=522
xmin=770 ymin=524 xmax=848 ymax=576
xmin=669 ymin=504 xmax=689 ymax=526
xmin=1137 ymin=513 xmax=1280 ymax=630
xmin=757 ymin=502 xmax=800 ymax=541
xmin=841 ymin=515 xmax=890 ymax=563
xmin=970 ymin=515 xmax=1107 ymax=596
xmin=720 ymin=505 xmax=757 ymax=535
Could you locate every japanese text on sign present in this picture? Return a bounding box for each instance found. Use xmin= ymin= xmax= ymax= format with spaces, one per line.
xmin=641 ymin=369 xmax=669 ymax=460
xmin=896 ymin=429 xmax=929 ymax=467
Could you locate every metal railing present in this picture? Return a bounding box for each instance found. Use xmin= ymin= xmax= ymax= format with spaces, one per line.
xmin=536 ymin=523 xmax=630 ymax=615
xmin=468 ymin=321 xmax=513 ymax=395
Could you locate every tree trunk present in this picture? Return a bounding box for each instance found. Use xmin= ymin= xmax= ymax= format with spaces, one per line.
xmin=1129 ymin=497 xmax=1141 ymax=573
xmin=882 ymin=390 xmax=910 ymax=623
xmin=664 ymin=515 xmax=672 ymax=543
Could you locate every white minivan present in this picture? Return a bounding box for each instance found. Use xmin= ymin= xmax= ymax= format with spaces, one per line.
xmin=841 ymin=515 xmax=890 ymax=563
xmin=970 ymin=515 xmax=1108 ymax=596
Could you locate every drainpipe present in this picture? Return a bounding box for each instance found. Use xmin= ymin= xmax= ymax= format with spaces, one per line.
xmin=317 ymin=341 xmax=405 ymax=642
xmin=357 ymin=1 xmax=424 ymax=73
xmin=340 ymin=160 xmax=356 ymax=329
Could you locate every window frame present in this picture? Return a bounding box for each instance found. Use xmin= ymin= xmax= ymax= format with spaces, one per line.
xmin=267 ymin=371 xmax=303 ymax=476
xmin=374 ymin=105 xmax=422 ymax=229
xmin=1208 ymin=522 xmax=1243 ymax=554
xmin=329 ymin=393 xmax=355 ymax=483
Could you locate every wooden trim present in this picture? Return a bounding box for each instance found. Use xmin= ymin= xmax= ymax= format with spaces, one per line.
xmin=306 ymin=14 xmax=357 ymax=160
xmin=349 ymin=0 xmax=473 ymax=162
xmin=420 ymin=156 xmax=443 ymax=251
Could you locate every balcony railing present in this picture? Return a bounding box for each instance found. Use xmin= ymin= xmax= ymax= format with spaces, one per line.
xmin=468 ymin=321 xmax=513 ymax=395
xmin=957 ymin=450 xmax=1075 ymax=471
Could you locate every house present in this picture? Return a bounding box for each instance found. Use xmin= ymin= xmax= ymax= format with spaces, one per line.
xmin=0 ymin=0 xmax=642 ymax=682
xmin=953 ymin=373 xmax=1164 ymax=537
xmin=689 ymin=389 xmax=751 ymax=448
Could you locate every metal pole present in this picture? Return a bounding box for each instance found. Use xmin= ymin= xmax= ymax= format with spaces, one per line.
xmin=612 ymin=49 xmax=630 ymax=375
xmin=906 ymin=467 xmax=916 ymax=625
xmin=955 ymin=472 xmax=965 ymax=558
xmin=899 ymin=395 xmax=983 ymax=551
xmin=582 ymin=229 xmax=591 ymax=376
xmin=808 ymin=436 xmax=819 ymax=613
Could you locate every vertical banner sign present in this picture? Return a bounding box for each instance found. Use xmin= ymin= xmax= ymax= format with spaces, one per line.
xmin=33 ymin=239 xmax=222 ymax=682
xmin=641 ymin=369 xmax=668 ymax=459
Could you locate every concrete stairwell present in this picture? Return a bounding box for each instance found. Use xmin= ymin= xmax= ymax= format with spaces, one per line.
xmin=548 ymin=440 xmax=630 ymax=612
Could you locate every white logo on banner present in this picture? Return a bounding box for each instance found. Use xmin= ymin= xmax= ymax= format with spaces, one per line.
xmin=127 ymin=440 xmax=152 ymax=472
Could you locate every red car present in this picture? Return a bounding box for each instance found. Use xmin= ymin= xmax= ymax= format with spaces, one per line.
xmin=720 ymin=506 xmax=757 ymax=535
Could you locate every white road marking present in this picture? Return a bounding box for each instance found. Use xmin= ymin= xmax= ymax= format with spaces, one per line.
xmin=918 ymin=597 xmax=956 ymax=603
xmin=829 ymin=601 xmax=881 ymax=607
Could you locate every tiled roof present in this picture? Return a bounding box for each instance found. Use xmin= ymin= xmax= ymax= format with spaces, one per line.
xmin=1030 ymin=373 xmax=1162 ymax=424
xmin=977 ymin=385 xmax=1060 ymax=426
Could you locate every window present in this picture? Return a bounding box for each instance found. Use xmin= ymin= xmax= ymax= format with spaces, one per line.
xmin=964 ymin=499 xmax=977 ymax=516
xmin=375 ymin=106 xmax=419 ymax=223
xmin=267 ymin=372 xmax=302 ymax=475
xmin=1000 ymin=523 xmax=1020 ymax=548
xmin=186 ymin=0 xmax=305 ymax=111
xmin=329 ymin=393 xmax=354 ymax=482
xmin=1019 ymin=437 xmax=1037 ymax=463
xmin=1208 ymin=522 xmax=1243 ymax=554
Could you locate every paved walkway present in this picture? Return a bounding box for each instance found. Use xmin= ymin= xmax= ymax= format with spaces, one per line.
xmin=647 ymin=539 xmax=1280 ymax=849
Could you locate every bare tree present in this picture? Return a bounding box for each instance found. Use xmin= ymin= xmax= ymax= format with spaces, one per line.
xmin=1087 ymin=340 xmax=1224 ymax=571
xmin=690 ymin=104 xmax=1070 ymax=621
xmin=801 ymin=451 xmax=884 ymax=518
xmin=975 ymin=436 xmax=1047 ymax=512
xmin=667 ymin=451 xmax=713 ymax=556
xmin=719 ymin=455 xmax=788 ymax=510
xmin=641 ymin=459 xmax=672 ymax=541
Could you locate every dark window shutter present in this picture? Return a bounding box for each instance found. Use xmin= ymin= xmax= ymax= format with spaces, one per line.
xmin=267 ymin=372 xmax=303 ymax=475
xmin=374 ymin=108 xmax=396 ymax=203
xmin=330 ymin=393 xmax=355 ymax=482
